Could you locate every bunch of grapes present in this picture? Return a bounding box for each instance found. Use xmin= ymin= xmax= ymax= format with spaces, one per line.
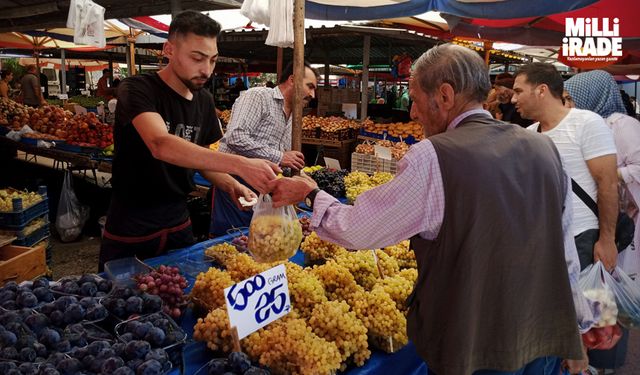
xmin=242 ymin=317 xmax=342 ymax=375
xmin=311 ymin=261 xmax=362 ymax=302
xmin=382 ymin=241 xmax=417 ymax=269
xmin=135 ymin=265 xmax=188 ymax=319
xmin=308 ymin=301 xmax=370 ymax=370
xmin=190 ymin=267 xmax=234 ymax=311
xmin=398 ymin=268 xmax=418 ymax=285
xmin=335 ymin=251 xmax=382 ymax=290
xmin=225 ymin=254 xmax=270 ymax=282
xmin=375 ymin=275 xmax=414 ymax=312
xmin=299 ymin=217 xmax=312 ymax=237
xmin=231 ymin=234 xmax=249 ymax=253
xmin=300 ymin=232 xmax=346 ymax=263
xmin=350 ymin=288 xmax=408 ymax=346
xmin=370 ymin=172 xmax=394 ymax=186
xmin=194 ymin=308 xmax=234 ymax=353
xmin=283 ymin=263 xmax=328 ymax=318
xmin=205 ymin=243 xmax=241 ymax=266
xmin=373 ymin=250 xmax=401 ymax=278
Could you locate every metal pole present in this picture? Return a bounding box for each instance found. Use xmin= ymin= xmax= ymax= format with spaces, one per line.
xmin=108 ymin=54 xmax=113 ymax=85
xmin=61 ymin=48 xmax=67 ymax=97
xmin=360 ymin=35 xmax=370 ymax=121
xmin=291 ymin=0 xmax=305 ymax=152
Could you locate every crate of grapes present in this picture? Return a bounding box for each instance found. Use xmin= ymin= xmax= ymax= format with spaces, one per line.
xmin=0 ymin=186 xmax=49 ymax=228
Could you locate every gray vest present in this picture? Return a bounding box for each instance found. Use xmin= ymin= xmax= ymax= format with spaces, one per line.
xmin=407 ymin=115 xmax=583 ymax=374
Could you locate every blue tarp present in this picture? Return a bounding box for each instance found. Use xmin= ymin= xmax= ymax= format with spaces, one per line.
xmin=305 ymin=0 xmax=598 ymax=21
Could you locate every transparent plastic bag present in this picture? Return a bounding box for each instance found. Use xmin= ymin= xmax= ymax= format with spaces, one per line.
xmin=55 ymin=170 xmax=89 ymax=242
xmin=248 ymin=195 xmax=302 ymax=263
xmin=579 ymin=262 xmax=618 ymax=327
xmin=608 ymin=267 xmax=640 ymax=329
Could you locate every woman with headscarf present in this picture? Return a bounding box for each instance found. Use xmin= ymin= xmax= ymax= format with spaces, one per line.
xmin=565 ymin=69 xmax=640 ymax=374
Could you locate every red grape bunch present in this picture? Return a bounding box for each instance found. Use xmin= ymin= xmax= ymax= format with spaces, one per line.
xmin=299 ymin=217 xmax=312 ymax=237
xmin=135 ymin=265 xmax=188 ymax=319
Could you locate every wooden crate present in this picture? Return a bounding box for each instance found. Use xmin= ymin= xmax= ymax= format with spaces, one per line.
xmin=0 ymin=243 xmax=46 ymax=285
xmin=351 ymin=153 xmax=397 ymax=174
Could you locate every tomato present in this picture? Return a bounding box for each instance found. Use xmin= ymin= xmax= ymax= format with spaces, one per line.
xmin=582 ymin=330 xmax=597 ymax=348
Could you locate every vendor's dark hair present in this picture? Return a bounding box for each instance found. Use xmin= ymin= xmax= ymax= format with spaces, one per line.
xmin=169 ymin=10 xmax=221 ymax=40
xmin=0 ymin=69 xmax=11 ymax=79
xmin=514 ymin=63 xmax=563 ymax=99
xmin=280 ymin=61 xmax=319 ymax=84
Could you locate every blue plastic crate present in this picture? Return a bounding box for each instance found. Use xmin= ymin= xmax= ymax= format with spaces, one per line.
xmin=11 ymin=225 xmax=49 ymax=247
xmin=0 ymin=186 xmax=49 ymax=228
xmin=0 ymin=213 xmax=48 ymax=238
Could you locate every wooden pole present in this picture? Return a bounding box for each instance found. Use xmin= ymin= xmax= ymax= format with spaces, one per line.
xmin=61 ymin=48 xmax=67 ymax=97
xmin=323 ymin=48 xmax=330 ymax=88
xmin=484 ymin=41 xmax=493 ymax=66
xmin=360 ymin=35 xmax=370 ymax=121
xmin=291 ymin=0 xmax=305 ymax=152
xmin=276 ymin=47 xmax=283 ymax=83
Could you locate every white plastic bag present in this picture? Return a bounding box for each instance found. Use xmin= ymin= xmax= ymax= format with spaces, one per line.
xmin=248 ymin=195 xmax=302 ymax=262
xmin=55 ymin=170 xmax=89 ymax=242
xmin=579 ymin=262 xmax=618 ymax=327
xmin=608 ymin=267 xmax=640 ymax=329
xmin=240 ymin=0 xmax=270 ymax=26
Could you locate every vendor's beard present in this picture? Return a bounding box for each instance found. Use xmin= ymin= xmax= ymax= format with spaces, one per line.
xmin=180 ymin=75 xmax=208 ymax=91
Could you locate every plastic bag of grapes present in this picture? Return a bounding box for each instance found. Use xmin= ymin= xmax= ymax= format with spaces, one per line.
xmin=248 ymin=195 xmax=303 ymax=263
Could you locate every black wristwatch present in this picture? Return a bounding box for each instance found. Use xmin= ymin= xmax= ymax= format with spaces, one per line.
xmin=305 ymin=188 xmax=321 ymax=209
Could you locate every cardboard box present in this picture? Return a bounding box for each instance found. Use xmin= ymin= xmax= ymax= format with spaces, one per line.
xmin=0 ymin=244 xmax=46 ymax=285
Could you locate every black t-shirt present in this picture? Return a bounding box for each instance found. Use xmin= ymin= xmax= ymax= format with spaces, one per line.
xmin=108 ymin=73 xmax=221 ymax=236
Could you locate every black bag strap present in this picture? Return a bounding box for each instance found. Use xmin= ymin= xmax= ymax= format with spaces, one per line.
xmin=571 ymin=178 xmax=600 ymax=218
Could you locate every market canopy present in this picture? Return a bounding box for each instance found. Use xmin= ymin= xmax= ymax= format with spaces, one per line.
xmin=305 ymin=0 xmax=599 ymax=21
xmin=0 ymin=31 xmax=109 ymax=51
xmin=0 ymin=0 xmax=241 ymax=33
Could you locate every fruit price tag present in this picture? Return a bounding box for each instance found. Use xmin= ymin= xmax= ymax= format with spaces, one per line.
xmin=374 ymin=145 xmax=392 ymax=160
xmin=224 ymin=264 xmax=291 ymax=339
xmin=323 ymin=157 xmax=341 ymax=170
xmin=58 ymin=94 xmax=68 ymax=100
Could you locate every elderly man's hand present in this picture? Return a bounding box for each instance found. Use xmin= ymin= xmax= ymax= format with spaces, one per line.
xmin=269 ymin=175 xmax=318 ymax=208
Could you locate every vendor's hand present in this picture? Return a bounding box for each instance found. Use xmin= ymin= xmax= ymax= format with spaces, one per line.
xmin=224 ymin=181 xmax=257 ymax=211
xmin=281 ymin=151 xmax=305 ymax=170
xmin=238 ymin=158 xmax=281 ymax=194
xmin=269 ymin=175 xmax=317 ymax=208
xmin=562 ymin=341 xmax=588 ymax=375
xmin=593 ymin=239 xmax=617 ymax=272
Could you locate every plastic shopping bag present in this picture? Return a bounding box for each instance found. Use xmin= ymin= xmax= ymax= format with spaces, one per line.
xmin=579 ymin=262 xmax=618 ymax=327
xmin=607 ymin=267 xmax=640 ymax=329
xmin=55 ymin=170 xmax=89 ymax=242
xmin=248 ymin=194 xmax=302 ymax=263
xmin=579 ymin=262 xmax=624 ymax=350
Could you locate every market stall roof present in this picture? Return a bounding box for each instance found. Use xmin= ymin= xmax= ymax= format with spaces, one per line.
xmin=304 ymin=0 xmax=598 ymax=21
xmin=214 ymin=24 xmax=525 ymax=69
xmin=0 ymin=0 xmax=242 ymax=33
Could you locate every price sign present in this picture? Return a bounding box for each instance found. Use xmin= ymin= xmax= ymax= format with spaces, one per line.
xmin=58 ymin=94 xmax=68 ymax=100
xmin=374 ymin=145 xmax=392 ymax=160
xmin=224 ymin=264 xmax=291 ymax=339
xmin=324 ymin=157 xmax=341 ymax=170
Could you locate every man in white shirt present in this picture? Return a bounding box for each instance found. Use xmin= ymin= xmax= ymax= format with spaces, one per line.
xmin=512 ymin=62 xmax=619 ymax=272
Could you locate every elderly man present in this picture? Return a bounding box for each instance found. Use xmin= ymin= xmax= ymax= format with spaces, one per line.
xmin=270 ymin=44 xmax=596 ymax=375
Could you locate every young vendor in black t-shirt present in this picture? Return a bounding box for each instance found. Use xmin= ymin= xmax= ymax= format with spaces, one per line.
xmin=99 ymin=11 xmax=280 ymax=269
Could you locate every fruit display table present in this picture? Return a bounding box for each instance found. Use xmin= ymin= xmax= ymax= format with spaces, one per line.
xmin=0 ymin=136 xmax=104 ymax=183
xmin=143 ymin=226 xmax=428 ymax=375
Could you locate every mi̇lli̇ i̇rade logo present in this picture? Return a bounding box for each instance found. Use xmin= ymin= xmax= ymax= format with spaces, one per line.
xmin=562 ymin=18 xmax=623 ymax=64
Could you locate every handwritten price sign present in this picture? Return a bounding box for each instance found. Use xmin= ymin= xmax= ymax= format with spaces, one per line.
xmin=224 ymin=264 xmax=291 ymax=339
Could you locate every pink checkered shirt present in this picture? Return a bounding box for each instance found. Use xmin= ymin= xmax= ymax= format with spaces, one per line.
xmin=310 ymin=108 xmax=598 ymax=332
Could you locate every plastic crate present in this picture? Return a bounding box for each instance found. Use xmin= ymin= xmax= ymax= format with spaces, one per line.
xmin=1 ymin=216 xmax=49 ymax=248
xmin=0 ymin=213 xmax=48 ymax=238
xmin=55 ymin=142 xmax=100 ymax=154
xmin=0 ymin=186 xmax=49 ymax=228
xmin=351 ymin=153 xmax=397 ymax=174
xmin=104 ymin=257 xmax=154 ymax=288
